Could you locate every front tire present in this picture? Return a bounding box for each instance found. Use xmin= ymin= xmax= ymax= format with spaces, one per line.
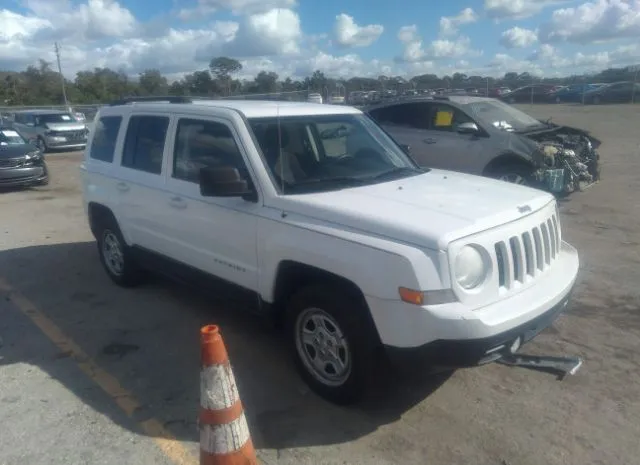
xmin=96 ymin=216 xmax=143 ymax=287
xmin=36 ymin=137 xmax=48 ymax=153
xmin=487 ymin=162 xmax=536 ymax=187
xmin=285 ymin=284 xmax=379 ymax=405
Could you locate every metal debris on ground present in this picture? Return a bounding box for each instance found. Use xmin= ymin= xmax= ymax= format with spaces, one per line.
xmin=497 ymin=353 xmax=583 ymax=380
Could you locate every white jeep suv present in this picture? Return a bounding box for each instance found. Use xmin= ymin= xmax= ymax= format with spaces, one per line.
xmin=81 ymin=96 xmax=579 ymax=404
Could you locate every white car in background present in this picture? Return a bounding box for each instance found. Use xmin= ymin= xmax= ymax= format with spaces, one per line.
xmin=307 ymin=93 xmax=323 ymax=104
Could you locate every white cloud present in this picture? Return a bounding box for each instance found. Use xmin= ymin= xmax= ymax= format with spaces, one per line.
xmin=397 ymin=25 xmax=481 ymax=62
xmin=439 ymin=8 xmax=478 ymax=37
xmin=500 ymin=27 xmax=538 ymax=48
xmin=221 ymin=8 xmax=302 ymax=57
xmin=333 ymin=13 xmax=384 ymax=48
xmin=398 ymin=25 xmax=420 ymax=43
xmin=178 ymin=0 xmax=297 ymax=18
xmin=0 ymin=10 xmax=51 ymax=41
xmin=24 ymin=0 xmax=138 ymax=41
xmin=484 ymin=0 xmax=569 ymax=20
xmin=539 ymin=0 xmax=640 ymax=44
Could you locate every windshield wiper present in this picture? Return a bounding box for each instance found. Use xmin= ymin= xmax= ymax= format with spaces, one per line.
xmin=369 ymin=166 xmax=425 ymax=181
xmin=290 ymin=176 xmax=368 ymax=188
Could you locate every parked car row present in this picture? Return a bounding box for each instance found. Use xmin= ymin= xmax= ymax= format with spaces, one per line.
xmin=500 ymin=81 xmax=639 ymax=104
xmin=0 ymin=108 xmax=91 ymax=189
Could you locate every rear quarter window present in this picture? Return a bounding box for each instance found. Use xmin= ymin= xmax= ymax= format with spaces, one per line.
xmin=89 ymin=116 xmax=122 ymax=163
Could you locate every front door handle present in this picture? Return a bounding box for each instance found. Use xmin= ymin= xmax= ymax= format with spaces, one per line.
xmin=169 ymin=196 xmax=187 ymax=209
xmin=116 ymin=182 xmax=130 ymax=192
xmin=423 ymin=138 xmax=437 ymax=144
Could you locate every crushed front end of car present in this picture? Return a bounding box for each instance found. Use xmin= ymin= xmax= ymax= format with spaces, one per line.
xmin=526 ymin=126 xmax=601 ymax=195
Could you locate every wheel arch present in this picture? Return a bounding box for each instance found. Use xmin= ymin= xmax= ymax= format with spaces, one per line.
xmin=483 ymin=153 xmax=535 ymax=177
xmin=87 ymin=202 xmax=117 ymax=239
xmin=270 ymin=260 xmax=381 ymax=343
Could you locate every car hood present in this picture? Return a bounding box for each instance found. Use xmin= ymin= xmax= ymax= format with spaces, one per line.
xmin=524 ymin=123 xmax=602 ymax=149
xmin=273 ymin=170 xmax=554 ymax=250
xmin=0 ymin=143 xmax=37 ymax=159
xmin=45 ymin=122 xmax=86 ymax=131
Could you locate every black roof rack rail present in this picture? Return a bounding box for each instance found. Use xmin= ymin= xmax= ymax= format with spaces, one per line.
xmin=109 ymin=96 xmax=193 ymax=106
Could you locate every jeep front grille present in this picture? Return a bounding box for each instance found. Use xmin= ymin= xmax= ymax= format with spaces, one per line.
xmin=494 ymin=213 xmax=561 ymax=289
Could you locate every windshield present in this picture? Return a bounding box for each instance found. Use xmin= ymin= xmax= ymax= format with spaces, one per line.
xmin=248 ymin=113 xmax=424 ymax=194
xmin=36 ymin=113 xmax=78 ymax=124
xmin=463 ymin=99 xmax=543 ymax=132
xmin=0 ymin=128 xmax=27 ymax=145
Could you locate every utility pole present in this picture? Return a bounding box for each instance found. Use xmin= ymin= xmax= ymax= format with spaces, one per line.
xmin=54 ymin=42 xmax=69 ymax=108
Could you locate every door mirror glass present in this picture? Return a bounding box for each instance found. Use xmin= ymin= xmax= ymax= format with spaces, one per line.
xmin=457 ymin=122 xmax=479 ymax=134
xmin=199 ymin=165 xmax=253 ymax=198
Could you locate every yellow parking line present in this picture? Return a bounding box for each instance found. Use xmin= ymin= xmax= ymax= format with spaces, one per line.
xmin=0 ymin=277 xmax=198 ymax=465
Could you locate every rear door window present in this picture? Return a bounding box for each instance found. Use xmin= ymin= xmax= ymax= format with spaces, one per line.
xmin=121 ymin=115 xmax=170 ymax=175
xmin=89 ymin=116 xmax=122 ymax=163
xmin=427 ymin=103 xmax=475 ymax=132
xmin=368 ymin=103 xmax=430 ymax=130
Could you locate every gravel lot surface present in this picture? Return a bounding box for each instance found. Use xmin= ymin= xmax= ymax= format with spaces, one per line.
xmin=1 ymin=104 xmax=638 ymax=465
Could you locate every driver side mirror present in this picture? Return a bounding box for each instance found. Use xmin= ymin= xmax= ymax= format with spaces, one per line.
xmin=199 ymin=166 xmax=255 ymax=200
xmin=457 ymin=122 xmax=480 ymax=135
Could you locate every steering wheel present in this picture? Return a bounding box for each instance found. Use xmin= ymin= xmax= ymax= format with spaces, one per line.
xmin=353 ymin=147 xmax=383 ymax=162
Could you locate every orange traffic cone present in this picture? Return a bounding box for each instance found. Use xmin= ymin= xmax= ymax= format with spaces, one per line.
xmin=199 ymin=325 xmax=257 ymax=465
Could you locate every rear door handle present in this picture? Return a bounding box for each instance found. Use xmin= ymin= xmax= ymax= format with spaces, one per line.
xmin=169 ymin=196 xmax=187 ymax=209
xmin=423 ymin=138 xmax=437 ymax=144
xmin=116 ymin=182 xmax=130 ymax=192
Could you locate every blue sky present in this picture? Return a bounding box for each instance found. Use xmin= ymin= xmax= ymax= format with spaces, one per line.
xmin=1 ymin=0 xmax=639 ymax=80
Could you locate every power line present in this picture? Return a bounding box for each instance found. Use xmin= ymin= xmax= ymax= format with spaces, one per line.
xmin=54 ymin=42 xmax=69 ymax=108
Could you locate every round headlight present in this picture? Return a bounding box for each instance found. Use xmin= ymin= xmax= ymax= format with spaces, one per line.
xmin=454 ymin=245 xmax=487 ymax=290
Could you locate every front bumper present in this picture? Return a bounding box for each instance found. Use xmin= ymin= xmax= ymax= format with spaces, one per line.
xmin=0 ymin=163 xmax=49 ymax=188
xmin=45 ymin=135 xmax=87 ymax=150
xmin=385 ymin=289 xmax=572 ymax=368
xmin=367 ymin=241 xmax=579 ymax=367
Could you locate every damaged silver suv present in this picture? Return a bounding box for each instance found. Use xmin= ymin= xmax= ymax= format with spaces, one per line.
xmin=366 ymin=96 xmax=601 ymax=195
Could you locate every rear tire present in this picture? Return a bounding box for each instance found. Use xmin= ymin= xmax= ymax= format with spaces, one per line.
xmin=285 ymin=283 xmax=379 ymax=405
xmin=96 ymin=215 xmax=144 ymax=287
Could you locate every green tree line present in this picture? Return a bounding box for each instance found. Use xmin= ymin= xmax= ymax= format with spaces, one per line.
xmin=1 ymin=56 xmax=638 ymax=106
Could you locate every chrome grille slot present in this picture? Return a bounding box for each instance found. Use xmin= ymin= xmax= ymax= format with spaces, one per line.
xmin=532 ymin=228 xmax=543 ymax=271
xmin=547 ymin=219 xmax=556 ymax=259
xmin=495 ymin=242 xmax=508 ymax=288
xmin=552 ymin=215 xmax=560 ymax=254
xmin=509 ymin=236 xmax=524 ymax=283
xmin=541 ymin=223 xmax=551 ymax=265
xmin=522 ymin=232 xmax=535 ymax=277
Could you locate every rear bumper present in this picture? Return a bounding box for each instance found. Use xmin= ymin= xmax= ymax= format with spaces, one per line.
xmin=0 ymin=164 xmax=48 ymax=187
